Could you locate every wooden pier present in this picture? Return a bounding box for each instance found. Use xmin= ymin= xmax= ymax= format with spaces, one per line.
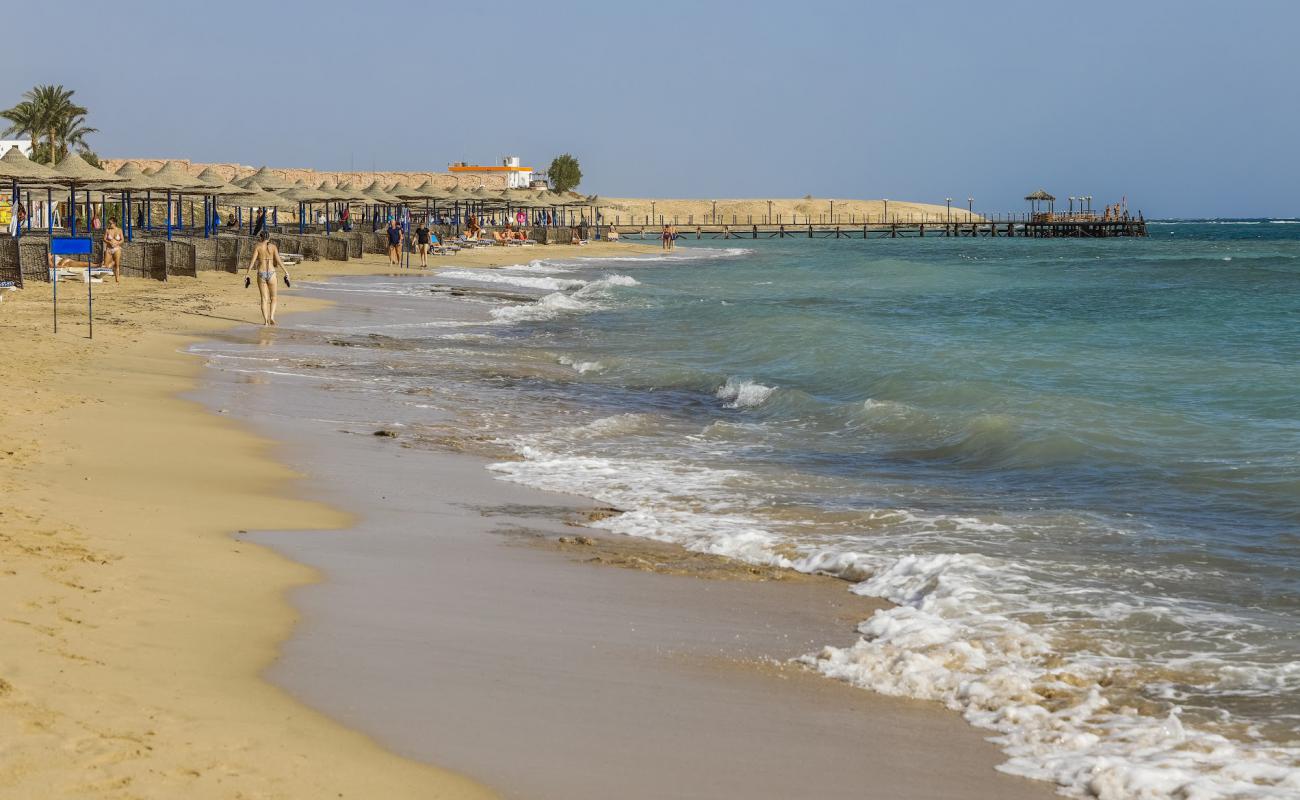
xmin=604 ymin=218 xmax=1147 ymax=241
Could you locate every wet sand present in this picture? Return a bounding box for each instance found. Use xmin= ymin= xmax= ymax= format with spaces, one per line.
xmin=198 ymin=281 xmax=1057 ymax=800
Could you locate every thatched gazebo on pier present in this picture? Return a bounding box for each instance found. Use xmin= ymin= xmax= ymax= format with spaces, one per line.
xmin=1025 ymin=189 xmax=1055 ymax=217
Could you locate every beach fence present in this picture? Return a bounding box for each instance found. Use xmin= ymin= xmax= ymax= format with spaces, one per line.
xmin=120 ymin=241 xmax=169 ymax=281
xmin=165 ymin=241 xmax=197 ymax=278
xmin=0 ymin=238 xmax=27 ymax=287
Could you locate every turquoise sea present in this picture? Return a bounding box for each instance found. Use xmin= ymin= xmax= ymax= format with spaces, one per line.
xmin=206 ymin=221 xmax=1300 ymax=798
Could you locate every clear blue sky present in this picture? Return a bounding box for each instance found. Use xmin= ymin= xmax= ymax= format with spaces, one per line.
xmin=7 ymin=0 xmax=1297 ymax=217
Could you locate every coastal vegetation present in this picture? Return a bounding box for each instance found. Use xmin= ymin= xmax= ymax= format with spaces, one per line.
xmin=548 ymin=153 xmax=582 ymax=193
xmin=1 ymin=84 xmax=98 ymax=165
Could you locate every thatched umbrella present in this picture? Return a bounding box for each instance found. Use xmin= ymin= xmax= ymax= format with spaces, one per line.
xmin=195 ymin=167 xmax=247 ymax=193
xmin=390 ymin=180 xmax=452 ymax=227
xmin=51 ymin=154 xmax=126 ymax=237
xmin=140 ymin=161 xmax=210 ymax=240
xmin=277 ymin=184 xmax=332 ymax=234
xmin=0 ymin=148 xmax=68 ymax=239
xmin=359 ymin=181 xmax=402 ymax=205
xmin=356 ymin=181 xmax=403 ymax=232
xmin=245 ymin=166 xmax=293 ymax=191
xmin=84 ymin=163 xmax=163 ymax=241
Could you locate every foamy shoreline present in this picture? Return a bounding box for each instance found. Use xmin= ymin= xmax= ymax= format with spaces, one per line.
xmin=184 ymin=261 xmax=1057 ymax=799
xmin=0 ymin=242 xmax=1048 ymax=799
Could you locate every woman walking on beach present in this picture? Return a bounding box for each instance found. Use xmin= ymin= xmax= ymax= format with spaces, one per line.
xmin=415 ymin=220 xmax=431 ymax=267
xmin=103 ymin=218 xmax=124 ymax=283
xmin=244 ymin=230 xmax=290 ymax=326
xmin=661 ymin=224 xmax=671 ymax=251
xmin=387 ymin=219 xmax=403 ymax=265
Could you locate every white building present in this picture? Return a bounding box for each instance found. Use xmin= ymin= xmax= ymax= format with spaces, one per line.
xmin=448 ymin=155 xmax=534 ymax=189
xmin=0 ymin=139 xmax=34 ymax=158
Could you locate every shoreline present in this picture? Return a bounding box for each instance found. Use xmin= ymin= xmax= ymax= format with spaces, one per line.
xmin=193 ymin=268 xmax=1056 ymax=799
xmin=2 ymin=243 xmax=1050 ymax=799
xmin=0 ymin=244 xmax=642 ymax=798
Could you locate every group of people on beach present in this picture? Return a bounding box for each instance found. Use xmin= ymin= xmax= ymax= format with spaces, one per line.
xmin=38 ymin=211 xmax=619 ymax=328
xmin=661 ymin=223 xmax=678 ymax=250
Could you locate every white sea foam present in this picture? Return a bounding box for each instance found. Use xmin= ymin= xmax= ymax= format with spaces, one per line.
xmin=436 ymin=269 xmax=586 ymax=292
xmin=716 ymin=377 xmax=776 ymax=409
xmin=490 ymin=291 xmax=593 ymax=323
xmin=485 ymin=418 xmax=1300 ymax=800
xmin=488 ymin=275 xmax=640 ymax=324
xmin=548 ymin=246 xmax=753 ymax=265
xmin=558 ymin=355 xmax=606 ymax=374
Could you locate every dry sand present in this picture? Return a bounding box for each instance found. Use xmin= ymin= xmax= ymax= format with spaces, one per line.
xmin=0 ymin=242 xmax=644 ymax=799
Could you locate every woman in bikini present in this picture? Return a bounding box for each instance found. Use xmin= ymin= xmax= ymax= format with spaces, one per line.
xmin=244 ymin=230 xmax=291 ymax=325
xmin=102 ymin=219 xmax=124 ymax=283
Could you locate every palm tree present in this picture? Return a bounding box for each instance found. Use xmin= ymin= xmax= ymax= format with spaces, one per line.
xmin=52 ymin=112 xmax=97 ymax=161
xmin=0 ymin=99 xmax=40 ymax=156
xmin=1 ymin=84 xmax=89 ymax=164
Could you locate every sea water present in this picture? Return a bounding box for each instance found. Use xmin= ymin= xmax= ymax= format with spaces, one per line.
xmin=198 ymin=222 xmax=1299 ymax=799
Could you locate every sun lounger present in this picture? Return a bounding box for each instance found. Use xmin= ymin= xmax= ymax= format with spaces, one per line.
xmin=49 ymin=267 xmax=110 ymax=283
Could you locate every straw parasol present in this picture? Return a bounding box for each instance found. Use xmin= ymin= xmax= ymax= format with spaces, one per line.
xmin=390 ymin=180 xmax=441 ymax=202
xmin=0 ymin=149 xmax=73 ymax=241
xmin=359 ymin=181 xmax=402 ymax=205
xmin=105 ymin=162 xmax=168 ymax=191
xmin=245 ymin=166 xmax=293 ymax=191
xmin=52 ymin=152 xmax=125 ymax=187
xmin=236 ymin=186 xmax=295 ymax=210
xmin=313 ymin=180 xmax=353 ymax=202
xmin=193 ymin=166 xmax=243 ymax=193
xmin=467 ymin=186 xmax=508 ymax=204
xmin=145 ymin=161 xmax=208 ymax=191
xmin=277 ymin=185 xmax=328 ymax=204
xmin=0 ymin=147 xmax=67 ymax=183
xmin=440 ymin=186 xmax=477 ymax=204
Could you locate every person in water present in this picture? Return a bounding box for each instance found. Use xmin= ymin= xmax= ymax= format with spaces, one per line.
xmin=244 ymin=230 xmax=290 ymax=325
xmin=102 ymin=218 xmax=124 ymax=283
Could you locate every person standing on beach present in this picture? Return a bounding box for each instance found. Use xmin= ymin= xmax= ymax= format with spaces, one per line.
xmin=102 ymin=218 xmax=124 ymax=283
xmin=252 ymin=208 xmax=267 ymax=236
xmin=415 ymin=220 xmax=431 ymax=267
xmin=387 ymin=219 xmax=403 ymax=265
xmin=244 ymin=230 xmax=290 ymax=326
xmin=661 ymin=224 xmax=671 ymax=251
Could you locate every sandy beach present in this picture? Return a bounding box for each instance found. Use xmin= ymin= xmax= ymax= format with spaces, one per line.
xmin=1 ymin=242 xmax=1052 ymax=799
xmin=0 ymin=244 xmax=633 ymax=798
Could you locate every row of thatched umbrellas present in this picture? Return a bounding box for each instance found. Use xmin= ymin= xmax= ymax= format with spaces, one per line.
xmin=2 ymin=149 xmax=597 ymax=246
